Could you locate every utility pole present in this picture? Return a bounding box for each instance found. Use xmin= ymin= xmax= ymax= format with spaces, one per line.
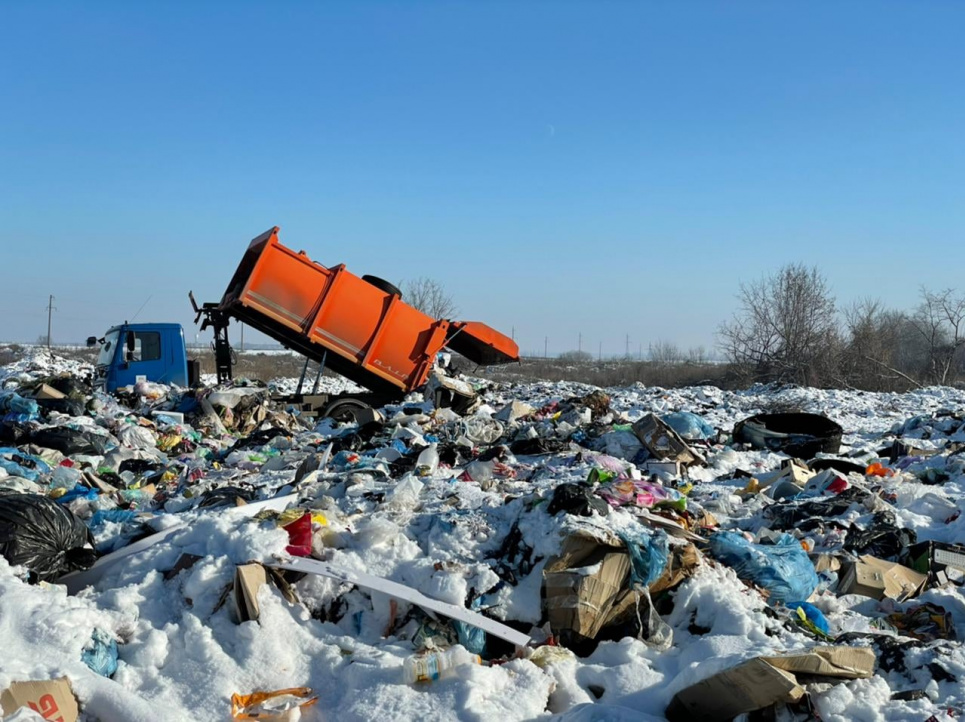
xmin=544 ymin=336 xmax=548 ymax=359
xmin=240 ymin=323 xmax=245 ymax=353
xmin=625 ymin=334 xmax=630 ymax=358
xmin=511 ymin=325 xmax=515 ymax=341
xmin=598 ymin=341 xmax=602 ymax=362
xmin=578 ymin=332 xmax=582 ymax=354
xmin=45 ymin=295 xmax=56 ymax=352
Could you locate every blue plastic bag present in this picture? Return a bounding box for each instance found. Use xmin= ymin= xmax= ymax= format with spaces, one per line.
xmin=89 ymin=509 xmax=140 ymax=527
xmin=0 ymin=393 xmax=39 ymax=419
xmin=81 ymin=629 xmax=119 ymax=678
xmin=453 ymin=597 xmax=487 ymax=655
xmin=709 ymin=531 xmax=818 ymax=605
xmin=787 ymin=601 xmax=831 ymax=635
xmin=0 ymin=447 xmax=51 ymax=481
xmin=55 ymin=484 xmax=99 ymax=505
xmin=619 ymin=528 xmax=670 ymax=588
xmin=660 ymin=412 xmax=714 ymax=441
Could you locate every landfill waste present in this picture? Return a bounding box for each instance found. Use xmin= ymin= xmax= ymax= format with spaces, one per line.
xmin=402 ymin=644 xmax=482 ymax=683
xmin=0 ymin=492 xmax=96 ymax=581
xmin=1 ymin=346 xmax=965 ymax=720
xmin=734 ymin=411 xmax=844 ymax=457
xmin=230 ymin=687 xmax=318 ymax=720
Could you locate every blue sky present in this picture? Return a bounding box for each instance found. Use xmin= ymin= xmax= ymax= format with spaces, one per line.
xmin=2 ymin=1 xmax=963 ymax=357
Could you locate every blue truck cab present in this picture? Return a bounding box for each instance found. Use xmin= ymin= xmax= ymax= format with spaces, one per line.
xmin=88 ymin=323 xmax=194 ymax=392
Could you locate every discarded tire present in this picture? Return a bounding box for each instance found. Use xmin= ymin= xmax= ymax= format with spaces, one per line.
xmin=0 ymin=492 xmax=96 ymax=582
xmin=734 ymin=412 xmax=843 ymax=457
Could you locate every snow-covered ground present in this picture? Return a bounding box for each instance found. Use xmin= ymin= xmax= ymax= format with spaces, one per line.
xmin=1 ymin=348 xmax=964 ymax=721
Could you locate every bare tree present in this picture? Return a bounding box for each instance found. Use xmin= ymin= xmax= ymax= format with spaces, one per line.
xmin=402 ymin=277 xmax=460 ymax=319
xmin=649 ymin=340 xmax=683 ymax=365
xmin=687 ymin=346 xmax=711 ymax=365
xmin=909 ymin=287 xmax=965 ymax=385
xmin=718 ymin=263 xmax=839 ymax=386
xmin=841 ymin=299 xmax=920 ymax=390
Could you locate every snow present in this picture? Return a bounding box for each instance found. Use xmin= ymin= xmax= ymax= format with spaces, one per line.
xmin=1 ymin=349 xmax=965 ymax=720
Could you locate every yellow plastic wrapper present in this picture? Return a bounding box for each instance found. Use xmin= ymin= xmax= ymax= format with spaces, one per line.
xmin=230 ymin=687 xmax=318 ymax=720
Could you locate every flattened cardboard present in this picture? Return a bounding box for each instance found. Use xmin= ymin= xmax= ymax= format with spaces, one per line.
xmin=666 ymin=647 xmax=875 ymax=722
xmin=633 ymin=414 xmax=705 ymax=467
xmin=839 ymin=556 xmax=927 ymax=601
xmin=666 ymin=657 xmax=803 ymax=722
xmin=762 ymin=646 xmax=875 ymax=679
xmin=233 ymin=563 xmax=267 ymax=623
xmin=0 ymin=678 xmax=79 ymax=722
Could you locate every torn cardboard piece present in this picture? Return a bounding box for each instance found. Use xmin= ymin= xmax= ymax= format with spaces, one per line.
xmin=754 ymin=458 xmax=815 ymax=490
xmin=0 ymin=678 xmax=79 ymax=722
xmin=633 ymin=414 xmax=705 ymax=467
xmin=271 ymin=556 xmax=531 ymax=648
xmin=666 ymin=646 xmax=874 ymax=722
xmin=838 ymin=555 xmax=927 ymax=601
xmin=234 ymin=564 xmax=268 ymax=623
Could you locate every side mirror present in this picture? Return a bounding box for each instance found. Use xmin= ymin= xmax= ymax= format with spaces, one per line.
xmin=86 ymin=336 xmax=97 ymax=348
xmin=126 ymin=331 xmax=136 ymax=352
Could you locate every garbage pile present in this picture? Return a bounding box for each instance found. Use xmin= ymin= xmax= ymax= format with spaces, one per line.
xmin=0 ymin=346 xmax=964 ymax=721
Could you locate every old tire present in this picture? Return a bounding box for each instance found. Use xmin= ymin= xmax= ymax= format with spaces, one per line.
xmin=323 ymin=398 xmax=375 ymax=425
xmin=361 ymin=275 xmax=402 ymax=298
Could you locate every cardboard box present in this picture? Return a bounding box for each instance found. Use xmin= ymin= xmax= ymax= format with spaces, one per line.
xmin=838 ymin=555 xmax=927 ymax=601
xmin=666 ymin=647 xmax=874 ymax=722
xmin=33 ymin=384 xmax=66 ymax=401
xmin=633 ymin=414 xmax=705 ymax=467
xmin=543 ymin=536 xmax=631 ymax=640
xmin=233 ymin=563 xmax=268 ymax=623
xmin=0 ymin=678 xmax=79 ymax=722
xmin=643 ymin=460 xmax=683 ymax=477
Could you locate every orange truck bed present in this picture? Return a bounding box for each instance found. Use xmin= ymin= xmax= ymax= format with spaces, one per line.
xmin=214 ymin=227 xmax=518 ymax=395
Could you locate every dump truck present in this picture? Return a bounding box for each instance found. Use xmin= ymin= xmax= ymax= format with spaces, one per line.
xmin=89 ymin=226 xmax=519 ymax=421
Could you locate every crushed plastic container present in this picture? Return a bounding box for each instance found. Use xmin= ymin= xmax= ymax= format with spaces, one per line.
xmin=403 ymin=645 xmax=482 ymax=683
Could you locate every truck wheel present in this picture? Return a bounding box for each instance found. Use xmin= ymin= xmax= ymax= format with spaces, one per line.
xmin=361 ymin=275 xmax=402 ymax=298
xmin=323 ymin=398 xmax=376 ymax=425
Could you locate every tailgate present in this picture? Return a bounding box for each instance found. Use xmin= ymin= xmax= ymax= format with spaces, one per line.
xmin=445 ymin=322 xmax=519 ymax=365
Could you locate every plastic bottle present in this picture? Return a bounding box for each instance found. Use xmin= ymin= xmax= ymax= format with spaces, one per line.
xmin=416 ymin=443 xmax=439 ymax=477
xmin=403 ymin=645 xmax=481 ymax=684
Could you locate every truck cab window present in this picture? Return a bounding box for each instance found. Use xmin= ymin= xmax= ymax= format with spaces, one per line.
xmin=128 ymin=332 xmax=161 ymax=362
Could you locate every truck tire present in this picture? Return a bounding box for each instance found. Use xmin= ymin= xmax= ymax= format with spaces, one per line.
xmin=323 ymin=398 xmax=376 ymax=425
xmin=361 ymin=275 xmax=402 ymax=298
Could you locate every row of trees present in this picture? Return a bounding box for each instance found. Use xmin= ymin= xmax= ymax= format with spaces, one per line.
xmin=719 ymin=263 xmax=965 ymax=390
xmin=411 ymin=267 xmax=965 ymax=391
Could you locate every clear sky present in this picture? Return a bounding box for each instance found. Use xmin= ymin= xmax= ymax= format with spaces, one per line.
xmin=2 ymin=1 xmax=963 ymax=357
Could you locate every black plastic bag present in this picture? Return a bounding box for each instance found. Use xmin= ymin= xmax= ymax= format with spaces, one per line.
xmin=547 ymin=483 xmax=610 ymax=517
xmin=198 ymin=485 xmax=256 ymax=508
xmin=31 ymin=427 xmax=110 ymax=456
xmin=0 ymin=492 xmax=96 ymax=582
xmin=845 ymin=512 xmax=917 ymax=561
